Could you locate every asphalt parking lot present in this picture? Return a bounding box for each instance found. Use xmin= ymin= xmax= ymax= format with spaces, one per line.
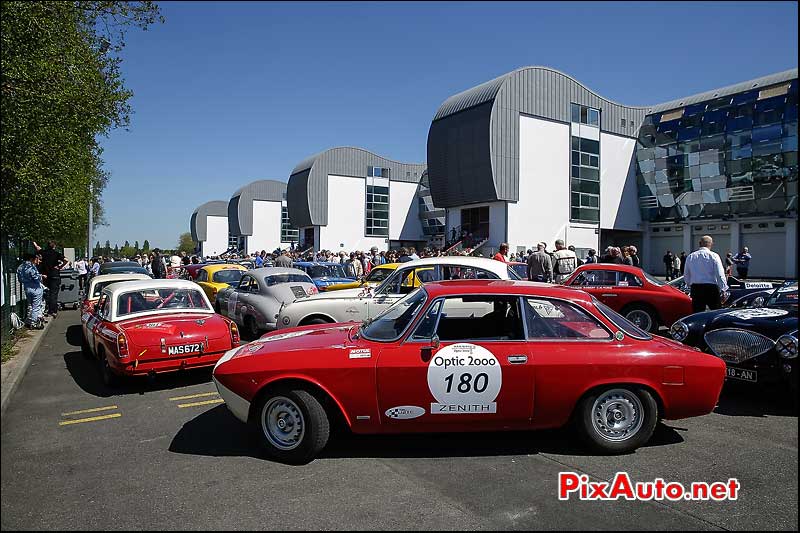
xmin=1 ymin=311 xmax=797 ymax=531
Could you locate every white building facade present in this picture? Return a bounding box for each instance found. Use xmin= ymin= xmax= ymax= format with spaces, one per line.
xmin=190 ymin=200 xmax=230 ymax=257
xmin=228 ymin=180 xmax=298 ymax=254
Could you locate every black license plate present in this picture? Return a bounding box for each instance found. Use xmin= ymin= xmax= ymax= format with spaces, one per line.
xmin=291 ymin=286 xmax=307 ymax=298
xmin=167 ymin=343 xmax=203 ymax=356
xmin=726 ymin=366 xmax=757 ymax=382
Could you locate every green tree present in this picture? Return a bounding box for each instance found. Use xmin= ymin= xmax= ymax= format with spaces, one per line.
xmin=177 ymin=232 xmax=195 ymax=254
xmin=120 ymin=240 xmax=134 ymax=258
xmin=93 ymin=241 xmax=101 ymax=256
xmin=1 ymin=1 xmax=163 ymax=245
xmin=113 ymin=243 xmax=119 ymax=256
xmin=142 ymin=239 xmax=150 ymax=252
xmin=103 ymin=240 xmax=111 ymax=256
xmin=134 ymin=240 xmax=139 ymax=253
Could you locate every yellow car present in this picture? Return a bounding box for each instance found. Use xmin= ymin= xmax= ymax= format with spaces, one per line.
xmin=324 ymin=262 xmax=432 ymax=292
xmin=195 ymin=264 xmax=247 ymax=303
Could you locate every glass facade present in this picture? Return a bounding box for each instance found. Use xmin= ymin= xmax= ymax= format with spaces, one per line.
xmin=570 ymin=136 xmax=601 ymax=223
xmin=636 ymin=80 xmax=798 ymax=221
xmin=417 ymin=172 xmax=445 ymax=237
xmin=281 ymin=205 xmax=299 ymax=243
xmin=366 ymin=180 xmax=390 ymax=237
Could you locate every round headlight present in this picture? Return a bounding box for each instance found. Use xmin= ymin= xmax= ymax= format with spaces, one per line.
xmin=775 ymin=334 xmax=798 ymax=359
xmin=670 ymin=321 xmax=689 ymax=342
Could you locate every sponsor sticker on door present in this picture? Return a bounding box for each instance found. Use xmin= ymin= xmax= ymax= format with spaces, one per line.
xmin=427 ymin=343 xmax=502 ymax=414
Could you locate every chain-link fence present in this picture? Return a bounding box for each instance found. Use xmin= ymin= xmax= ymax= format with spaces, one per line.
xmin=1 ymin=236 xmax=34 ymax=339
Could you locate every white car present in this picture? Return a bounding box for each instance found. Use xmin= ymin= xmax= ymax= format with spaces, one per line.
xmin=275 ymin=256 xmax=522 ymax=328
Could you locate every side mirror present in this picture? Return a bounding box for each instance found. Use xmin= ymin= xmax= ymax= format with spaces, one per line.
xmin=431 ymin=334 xmax=440 ymax=350
xmin=751 ymin=296 xmax=765 ymax=308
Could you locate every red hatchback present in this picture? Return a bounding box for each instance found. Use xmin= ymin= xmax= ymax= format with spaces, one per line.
xmin=563 ymin=264 xmax=693 ymax=333
xmin=213 ymin=280 xmax=724 ymax=463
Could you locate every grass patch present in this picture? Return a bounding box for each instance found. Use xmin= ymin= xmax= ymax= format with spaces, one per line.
xmin=1 ymin=329 xmax=30 ymax=364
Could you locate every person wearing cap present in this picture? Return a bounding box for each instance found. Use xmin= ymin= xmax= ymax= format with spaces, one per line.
xmin=527 ymin=242 xmax=553 ymax=282
xmin=552 ymin=239 xmax=577 ymax=283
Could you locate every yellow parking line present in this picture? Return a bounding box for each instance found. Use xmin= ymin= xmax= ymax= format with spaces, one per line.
xmin=61 ymin=405 xmax=118 ymax=417
xmin=168 ymin=392 xmax=219 ymax=401
xmin=177 ymin=398 xmax=225 ymax=408
xmin=59 ymin=413 xmax=122 ymax=426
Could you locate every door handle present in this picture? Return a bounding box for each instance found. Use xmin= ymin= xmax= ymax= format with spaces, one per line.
xmin=601 ymin=293 xmax=618 ymax=297
xmin=507 ymin=355 xmax=528 ymax=364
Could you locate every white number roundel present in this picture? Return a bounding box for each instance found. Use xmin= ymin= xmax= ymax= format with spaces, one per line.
xmin=427 ymin=343 xmax=502 ymax=406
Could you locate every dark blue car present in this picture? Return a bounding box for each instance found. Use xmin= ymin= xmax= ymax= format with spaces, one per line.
xmin=292 ymin=262 xmax=356 ymax=291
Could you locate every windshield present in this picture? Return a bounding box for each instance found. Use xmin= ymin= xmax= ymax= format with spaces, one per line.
xmin=265 ymin=273 xmax=313 ymax=286
xmin=642 ymin=271 xmax=663 ymax=286
xmin=116 ymin=288 xmax=211 ymax=316
xmin=510 ymin=264 xmax=526 ymax=280
xmin=305 ymin=264 xmax=347 ymax=278
xmin=766 ymin=283 xmax=798 ymax=308
xmin=213 ymin=269 xmax=244 ymax=284
xmin=92 ymin=279 xmax=140 ymax=298
xmin=594 ymin=299 xmax=651 ymax=340
xmin=366 ymin=267 xmax=394 ymax=283
xmin=362 ymin=289 xmax=427 ymax=341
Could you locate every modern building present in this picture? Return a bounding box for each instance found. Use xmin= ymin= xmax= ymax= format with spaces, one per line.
xmin=286 ymin=147 xmax=428 ymax=252
xmin=227 ymin=179 xmax=298 ymax=254
xmin=189 ymin=200 xmax=230 ymax=257
xmin=427 ymin=66 xmax=797 ymax=278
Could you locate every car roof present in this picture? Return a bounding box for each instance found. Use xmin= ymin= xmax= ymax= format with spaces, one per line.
xmin=395 ymin=256 xmax=514 ymax=276
xmin=294 ymin=261 xmax=339 ymax=266
xmin=102 ymin=261 xmax=140 ymax=267
xmin=102 ymin=278 xmax=200 ymax=297
xmin=90 ymin=273 xmax=151 ymax=284
xmin=247 ymin=267 xmax=309 ymax=276
xmin=573 ymin=263 xmax=646 ymax=275
xmin=201 ymin=263 xmax=246 ymax=273
xmin=421 ymin=279 xmax=594 ymax=303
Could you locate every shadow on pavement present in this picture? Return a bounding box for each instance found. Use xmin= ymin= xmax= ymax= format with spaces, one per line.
xmin=63 ymin=351 xmax=214 ymax=398
xmin=714 ymin=381 xmax=797 ymax=417
xmin=168 ymin=405 xmax=683 ymax=461
xmin=65 ymin=325 xmax=83 ymax=347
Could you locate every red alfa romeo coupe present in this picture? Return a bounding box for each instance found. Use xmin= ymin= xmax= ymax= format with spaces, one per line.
xmin=213 ymin=280 xmax=725 ymax=463
xmin=563 ymin=264 xmax=693 ymax=333
xmin=82 ymin=279 xmax=241 ymax=386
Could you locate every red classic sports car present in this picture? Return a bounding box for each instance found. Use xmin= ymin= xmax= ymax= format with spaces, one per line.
xmin=563 ymin=264 xmax=693 ymax=333
xmin=82 ymin=279 xmax=241 ymax=386
xmin=213 ymin=280 xmax=725 ymax=463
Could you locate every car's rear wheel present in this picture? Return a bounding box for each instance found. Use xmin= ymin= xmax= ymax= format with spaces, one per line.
xmin=575 ymin=386 xmax=657 ymax=454
xmin=81 ymin=332 xmax=92 ymax=358
xmin=100 ymin=356 xmax=119 ymax=388
xmin=622 ymin=304 xmax=658 ymax=332
xmin=244 ymin=315 xmax=260 ymax=339
xmin=251 ymin=388 xmax=330 ymax=464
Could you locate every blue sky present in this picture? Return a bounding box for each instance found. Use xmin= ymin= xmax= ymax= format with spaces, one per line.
xmin=95 ymin=1 xmax=798 ymax=250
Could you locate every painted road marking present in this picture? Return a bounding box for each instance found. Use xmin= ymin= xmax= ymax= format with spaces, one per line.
xmin=59 ymin=413 xmax=122 ymax=426
xmin=168 ymin=392 xmax=219 ymax=401
xmin=177 ymin=399 xmax=225 ymax=408
xmin=61 ymin=405 xmax=118 ymax=417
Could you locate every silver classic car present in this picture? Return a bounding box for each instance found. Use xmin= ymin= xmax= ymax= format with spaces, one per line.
xmin=215 ymin=267 xmax=318 ymax=337
xmin=275 ymin=256 xmax=522 ymax=329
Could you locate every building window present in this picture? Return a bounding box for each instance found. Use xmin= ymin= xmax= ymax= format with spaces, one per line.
xmin=281 ymin=206 xmax=299 ymax=244
xmin=621 ymin=118 xmax=626 ymax=128
xmin=368 ymin=166 xmax=391 ymax=179
xmin=366 ymin=179 xmax=389 ymax=237
xmin=570 ymin=135 xmax=600 ymax=223
xmin=571 ymin=103 xmax=600 ymax=127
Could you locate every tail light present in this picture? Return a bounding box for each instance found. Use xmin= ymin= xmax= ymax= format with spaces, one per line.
xmin=307 ymin=286 xmax=318 ymax=296
xmin=117 ymin=333 xmax=129 ymax=358
xmin=230 ymin=321 xmax=241 ymax=346
xmin=212 ymin=287 xmax=218 ymax=296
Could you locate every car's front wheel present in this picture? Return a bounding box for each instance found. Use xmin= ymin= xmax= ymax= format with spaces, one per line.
xmin=251 ymin=388 xmax=330 ymax=464
xmin=244 ymin=315 xmax=260 ymax=339
xmin=575 ymin=386 xmax=658 ymax=454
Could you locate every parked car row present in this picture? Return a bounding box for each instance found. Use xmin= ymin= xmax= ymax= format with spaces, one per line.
xmin=75 ymin=254 xmax=795 ymax=465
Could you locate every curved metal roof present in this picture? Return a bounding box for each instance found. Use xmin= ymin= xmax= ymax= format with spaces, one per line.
xmin=287 ymin=146 xmax=426 ymax=228
xmin=228 ymin=179 xmax=287 ymax=236
xmin=190 ymin=200 xmax=228 ymax=242
xmin=647 ymin=68 xmax=798 ymax=114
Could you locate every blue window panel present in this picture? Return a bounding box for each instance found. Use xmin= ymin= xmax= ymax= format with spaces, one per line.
xmin=785 ymin=100 xmax=798 ymax=122
xmin=685 ymin=103 xmax=707 ymax=116
xmin=752 ymin=123 xmax=783 ymax=143
xmin=726 ymin=115 xmax=753 ymax=132
xmin=732 ymin=91 xmax=758 ymax=105
xmin=571 ymin=103 xmax=581 ymax=123
xmin=636 ymin=147 xmax=654 ymax=161
xmin=752 ymin=140 xmax=783 ymax=157
xmin=727 ymin=130 xmax=752 ymax=147
xmin=688 ymin=152 xmax=700 ymax=166
xmin=700 ymin=135 xmax=726 ymax=151
xmin=701 ymin=121 xmax=726 ymax=136
xmin=700 ymin=162 xmax=722 ymax=177
xmin=680 ymin=114 xmax=703 ymax=128
xmin=588 ymin=108 xmax=600 ymax=126
xmin=782 ymin=136 xmax=798 ymax=152
xmin=676 ymin=127 xmax=700 ymax=141
xmin=699 ymin=150 xmax=723 ymax=164
xmin=728 ymin=145 xmax=752 ymax=160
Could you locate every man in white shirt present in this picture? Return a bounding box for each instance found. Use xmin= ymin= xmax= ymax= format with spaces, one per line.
xmin=683 ymin=235 xmax=729 ymax=313
xmin=74 ymin=256 xmax=88 ymax=291
xmin=551 ymin=239 xmax=577 ymax=284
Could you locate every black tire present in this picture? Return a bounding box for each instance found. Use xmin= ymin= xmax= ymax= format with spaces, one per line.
xmin=622 ymin=304 xmax=659 ymax=333
xmin=250 ymin=387 xmax=330 ymax=464
xmin=303 ymin=317 xmax=331 ymax=326
xmin=100 ymin=356 xmax=119 ymax=388
xmin=244 ymin=315 xmax=260 ymax=339
xmin=574 ymin=386 xmax=658 ymax=454
xmin=214 ymin=302 xmax=221 ymax=314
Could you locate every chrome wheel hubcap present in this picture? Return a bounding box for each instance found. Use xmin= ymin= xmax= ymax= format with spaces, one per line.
xmin=262 ymin=396 xmax=304 ymax=450
xmin=591 ymin=389 xmax=644 ymax=442
xmin=626 ymin=310 xmax=652 ymax=331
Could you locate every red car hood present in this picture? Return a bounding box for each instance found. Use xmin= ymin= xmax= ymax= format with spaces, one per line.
xmin=241 ymin=323 xmax=357 ymax=357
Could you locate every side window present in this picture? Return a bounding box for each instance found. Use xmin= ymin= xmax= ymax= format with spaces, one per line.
xmin=197 ymin=270 xmax=207 ymax=282
xmin=98 ymin=294 xmax=110 ymax=319
xmin=248 ymin=279 xmax=261 ymax=293
xmin=434 ymin=296 xmax=524 ymax=341
xmin=238 ymin=276 xmax=252 ymax=291
xmin=617 ymin=272 xmax=643 ymax=287
xmin=523 ymin=298 xmax=611 ymax=340
xmin=571 ymin=270 xmax=616 ymax=287
xmin=440 ymin=266 xmax=499 ymax=280
xmin=382 ymin=267 xmax=438 ymax=295
xmin=411 ymin=300 xmax=443 ymax=340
